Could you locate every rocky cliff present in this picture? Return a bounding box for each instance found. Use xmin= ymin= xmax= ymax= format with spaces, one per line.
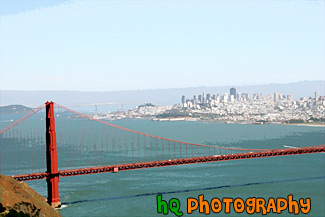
xmin=0 ymin=174 xmax=61 ymax=217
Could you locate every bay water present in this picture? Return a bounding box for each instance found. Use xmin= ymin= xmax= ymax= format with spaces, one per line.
xmin=1 ymin=115 xmax=324 ymax=216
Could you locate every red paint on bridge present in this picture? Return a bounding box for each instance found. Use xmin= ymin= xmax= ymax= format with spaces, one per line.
xmin=1 ymin=101 xmax=324 ymax=208
xmin=12 ymin=145 xmax=325 ymax=181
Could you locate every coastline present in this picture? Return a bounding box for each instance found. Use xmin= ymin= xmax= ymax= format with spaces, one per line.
xmin=281 ymin=123 xmax=325 ymax=127
xmin=106 ymin=117 xmax=325 ymax=127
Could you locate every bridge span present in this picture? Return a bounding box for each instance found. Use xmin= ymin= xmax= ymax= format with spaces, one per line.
xmin=1 ymin=101 xmax=324 ymax=207
xmin=12 ymin=144 xmax=325 ymax=181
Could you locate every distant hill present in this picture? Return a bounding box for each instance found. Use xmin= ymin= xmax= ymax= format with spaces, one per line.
xmin=0 ymin=80 xmax=324 ymax=107
xmin=0 ymin=105 xmax=33 ymax=114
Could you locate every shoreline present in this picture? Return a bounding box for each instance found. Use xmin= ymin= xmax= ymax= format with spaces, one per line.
xmin=105 ymin=117 xmax=325 ymax=127
xmin=281 ymin=123 xmax=325 ymax=127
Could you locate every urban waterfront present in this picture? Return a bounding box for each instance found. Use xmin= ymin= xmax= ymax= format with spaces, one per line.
xmin=2 ymin=116 xmax=323 ymax=217
xmin=92 ymin=88 xmax=325 ymax=125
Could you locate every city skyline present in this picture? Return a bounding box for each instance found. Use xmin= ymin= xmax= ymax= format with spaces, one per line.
xmin=90 ymin=86 xmax=325 ymax=124
xmin=181 ymin=87 xmax=323 ymax=107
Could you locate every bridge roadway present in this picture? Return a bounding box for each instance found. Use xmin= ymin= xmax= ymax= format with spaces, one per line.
xmin=13 ymin=145 xmax=325 ymax=181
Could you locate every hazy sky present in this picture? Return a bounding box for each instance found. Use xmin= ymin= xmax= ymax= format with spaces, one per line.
xmin=0 ymin=0 xmax=324 ymax=91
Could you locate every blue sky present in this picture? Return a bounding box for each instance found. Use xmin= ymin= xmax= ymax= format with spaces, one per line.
xmin=0 ymin=0 xmax=324 ymax=91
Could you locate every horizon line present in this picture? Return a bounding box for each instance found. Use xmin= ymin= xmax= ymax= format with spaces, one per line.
xmin=1 ymin=80 xmax=324 ymax=93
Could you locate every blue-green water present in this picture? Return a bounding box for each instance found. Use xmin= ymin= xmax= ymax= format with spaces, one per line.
xmin=1 ymin=117 xmax=325 ymax=216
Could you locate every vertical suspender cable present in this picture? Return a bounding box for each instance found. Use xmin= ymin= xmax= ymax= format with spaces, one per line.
xmin=162 ymin=140 xmax=165 ymax=160
xmin=156 ymin=138 xmax=158 ymax=161
xmin=132 ymin=132 xmax=134 ymax=163
xmin=150 ymin=136 xmax=152 ymax=161
xmin=137 ymin=134 xmax=140 ymax=162
xmin=144 ymin=134 xmax=146 ymax=162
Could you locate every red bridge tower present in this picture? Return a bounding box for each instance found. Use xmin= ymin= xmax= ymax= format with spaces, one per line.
xmin=45 ymin=102 xmax=61 ymax=208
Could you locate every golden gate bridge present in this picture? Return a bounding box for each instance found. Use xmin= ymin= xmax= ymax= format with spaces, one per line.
xmin=0 ymin=101 xmax=324 ymax=208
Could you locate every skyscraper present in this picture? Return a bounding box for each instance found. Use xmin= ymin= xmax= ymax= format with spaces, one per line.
xmin=315 ymin=91 xmax=319 ymax=101
xmin=198 ymin=95 xmax=202 ymax=103
xmin=242 ymin=93 xmax=249 ymax=100
xmin=206 ymin=93 xmax=211 ymax=101
xmin=181 ymin=95 xmax=186 ymax=104
xmin=287 ymin=95 xmax=294 ymax=101
xmin=274 ymin=92 xmax=279 ymax=102
xmin=230 ymin=88 xmax=236 ymax=99
xmin=193 ymin=95 xmax=198 ymax=104
xmin=202 ymin=90 xmax=206 ymax=104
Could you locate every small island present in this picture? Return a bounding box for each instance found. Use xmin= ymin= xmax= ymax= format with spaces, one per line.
xmin=0 ymin=105 xmax=33 ymax=114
